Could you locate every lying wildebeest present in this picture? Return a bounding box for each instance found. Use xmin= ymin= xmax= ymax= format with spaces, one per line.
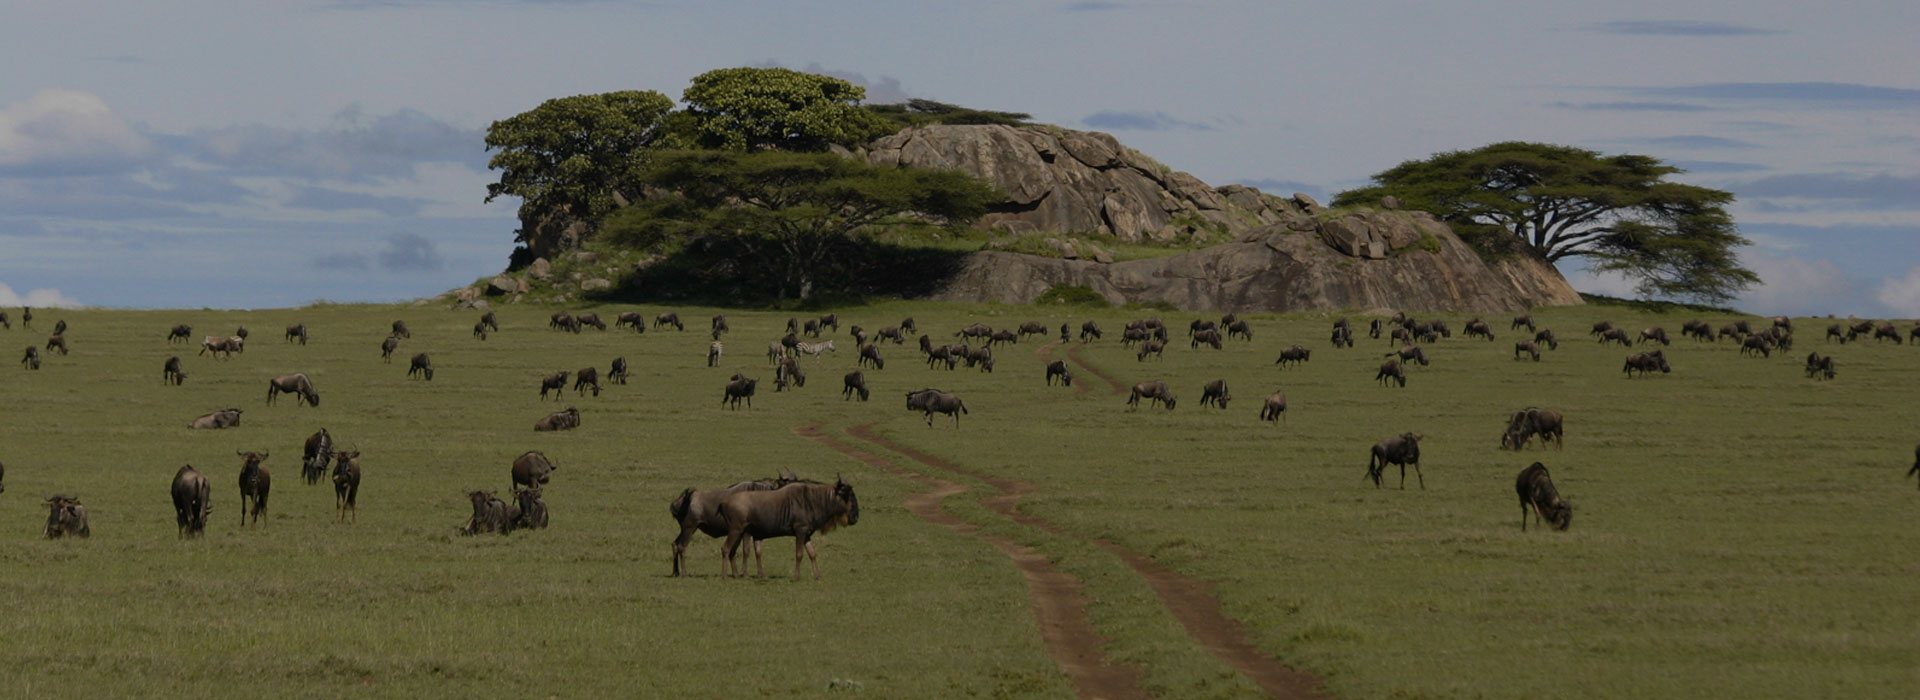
xmin=1191 ymin=328 xmax=1223 ymax=350
xmin=842 ymin=371 xmax=869 ymax=401
xmin=573 ymin=367 xmax=601 ymax=397
xmin=461 ymin=490 xmax=511 ymax=535
xmin=168 ymin=324 xmax=193 ymax=343
xmin=1623 ymin=350 xmax=1671 ymax=376
xmin=614 ymin=311 xmax=644 ymax=331
xmin=775 ymin=357 xmax=805 ymax=391
xmin=535 ymin=407 xmax=580 ymax=431
xmin=1136 ymin=339 xmax=1166 ymax=361
xmin=511 ymin=450 xmax=557 ymax=490
xmin=44 ymin=334 xmax=67 ymax=356
xmin=1017 ymin=321 xmax=1048 ymax=339
xmin=721 ymin=477 xmax=860 ymax=579
xmin=906 ymin=388 xmax=968 ymax=426
xmin=1376 ymin=360 xmax=1407 ymax=387
xmin=44 ymin=495 xmax=89 ymax=539
xmin=722 ymin=374 xmax=756 ymax=409
xmin=1463 ymin=319 xmax=1495 ymax=341
xmin=332 ymin=450 xmax=361 ymax=523
xmin=390 ymin=320 xmax=410 ymax=339
xmin=1199 ymin=379 xmax=1230 ymax=409
xmin=172 ymin=465 xmax=212 ymax=537
xmin=609 ymin=356 xmax=629 ymax=385
xmin=707 ymin=341 xmax=723 ymax=367
xmin=1638 ymin=327 xmax=1671 ymax=346
xmin=1388 ymin=345 xmax=1430 ymax=367
xmin=575 ymin=312 xmax=606 ymax=331
xmin=20 ymin=345 xmax=39 ymax=370
xmin=858 ymin=343 xmax=883 ymax=370
xmin=539 ymin=371 xmax=569 ymax=400
xmin=669 ymin=473 xmax=800 ymax=576
xmin=163 ymin=356 xmax=186 ymax=385
xmin=1502 ymin=407 xmax=1564 ymax=450
xmin=1126 ymin=380 xmax=1176 ymax=410
xmin=1367 ymin=433 xmax=1424 ymax=489
xmin=1512 ymin=314 xmax=1535 ymax=332
xmin=1534 ymin=328 xmax=1559 ymax=350
xmin=1590 ymin=320 xmax=1614 ymax=337
xmin=1079 ymin=321 xmax=1102 ymax=342
xmin=1516 ymin=462 xmax=1571 ymax=531
xmin=1275 ymin=345 xmax=1311 ymax=368
xmin=284 ymin=323 xmax=309 ymax=345
xmin=1045 ymin=359 xmax=1074 ymax=387
xmin=380 ymin=335 xmax=399 ymax=362
xmin=408 ymin=353 xmax=433 ymax=381
xmin=510 ymin=487 xmax=547 ymax=530
xmin=654 ymin=312 xmax=683 ymax=331
xmin=1739 ymin=335 xmax=1773 ymax=358
xmin=1804 ymin=352 xmax=1836 ymax=380
xmin=267 ymin=373 xmax=320 ymax=406
xmin=1261 ymin=391 xmax=1287 ymax=424
xmin=302 ymin=428 xmax=333 ymax=485
xmin=1225 ymin=319 xmax=1253 ymax=341
xmin=1598 ymin=328 xmax=1632 ymax=346
xmin=236 ymin=450 xmax=271 ymax=527
xmin=188 ymin=408 xmax=242 ymax=429
xmin=1874 ymin=322 xmax=1902 ymax=344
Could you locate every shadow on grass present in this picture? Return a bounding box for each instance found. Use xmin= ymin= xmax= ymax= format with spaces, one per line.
xmin=581 ymin=240 xmax=969 ymax=311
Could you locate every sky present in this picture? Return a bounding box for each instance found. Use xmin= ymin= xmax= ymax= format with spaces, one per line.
xmin=1 ymin=1 xmax=1915 ymax=316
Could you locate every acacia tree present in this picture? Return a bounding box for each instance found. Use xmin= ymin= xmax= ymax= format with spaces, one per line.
xmin=678 ymin=67 xmax=895 ymax=152
xmin=1334 ymin=141 xmax=1759 ymax=303
xmin=483 ymin=90 xmax=676 ymax=239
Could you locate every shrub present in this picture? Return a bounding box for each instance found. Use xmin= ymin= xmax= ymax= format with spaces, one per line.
xmin=1036 ymin=285 xmax=1109 ymax=308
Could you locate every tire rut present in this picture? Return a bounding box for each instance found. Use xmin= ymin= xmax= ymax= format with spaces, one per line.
xmin=795 ymin=424 xmax=1150 ymax=700
xmin=1037 ymin=340 xmax=1093 ymax=397
xmin=1065 ymin=341 xmax=1128 ymax=397
xmin=846 ymin=425 xmax=1328 ymax=700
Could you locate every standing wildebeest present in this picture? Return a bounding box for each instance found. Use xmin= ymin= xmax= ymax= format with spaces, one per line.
xmin=236 ymin=451 xmax=271 ymax=527
xmin=802 ymin=318 xmax=821 ymax=337
xmin=1191 ymin=328 xmax=1223 ymax=350
xmin=43 ymin=495 xmax=88 ymax=539
xmin=575 ymin=312 xmax=606 ymax=331
xmin=163 ymin=356 xmax=186 ymax=385
xmin=511 ymin=450 xmax=557 ymax=490
xmin=1683 ymin=319 xmax=1713 ymax=342
xmin=1598 ymin=328 xmax=1632 ymax=346
xmin=955 ymin=323 xmax=992 ymax=341
xmin=1463 ymin=319 xmax=1495 ymax=341
xmin=1376 ymin=360 xmax=1407 ymax=387
xmin=817 ymin=313 xmax=839 ymax=333
xmin=1120 ymin=327 xmax=1150 ymax=347
xmin=610 ymin=357 xmax=629 ymax=385
xmin=188 ymin=408 xmax=243 ymax=429
xmin=1514 ymin=338 xmax=1543 ymax=362
xmin=1623 ymin=350 xmax=1671 ymax=376
xmin=986 ymin=329 xmax=1018 ymax=347
xmin=842 ymin=370 xmax=869 ymax=401
xmin=1136 ymin=339 xmax=1166 ymax=361
xmin=858 ymin=343 xmax=883 ymax=370
xmin=1059 ymin=323 xmax=1070 ymax=343
xmin=1271 ymin=346 xmax=1315 ymax=371
xmin=534 ymin=407 xmax=581 ymax=431
xmin=1826 ymin=323 xmax=1849 ymax=344
xmin=172 ymin=465 xmax=212 ymax=537
xmin=573 ymin=367 xmax=601 ymax=397
xmin=1187 ymin=318 xmax=1216 ymax=338
xmin=302 ymin=428 xmax=334 ymax=485
xmin=1590 ymin=320 xmax=1614 ymax=337
xmin=1385 ymin=345 xmax=1430 ymax=367
xmin=53 ymin=319 xmax=66 ymax=336
xmin=461 ymin=490 xmax=511 ymax=535
xmin=899 ymin=317 xmax=918 ymax=335
xmin=45 ymin=334 xmax=68 ymax=356
xmin=722 ymin=375 xmax=757 ymax=409
xmin=775 ymin=357 xmax=805 ymax=391
xmin=1873 ymin=322 xmax=1903 ymax=344
xmin=1367 ymin=433 xmax=1424 ymax=489
xmin=785 ymin=317 xmax=800 ymax=336
xmin=1516 ymin=462 xmax=1571 ymax=531
xmin=380 ymin=335 xmax=399 ymax=362
xmin=721 ymin=478 xmax=860 ymax=579
xmin=614 ymin=311 xmax=644 ymax=331
xmin=168 ymin=324 xmax=193 ymax=343
xmin=1638 ymin=327 xmax=1671 ymax=346
xmin=1369 ymin=318 xmax=1383 ymax=339
xmin=1226 ymin=319 xmax=1253 ymax=341
xmin=1260 ymin=391 xmax=1288 ymax=424
xmin=924 ymin=344 xmax=956 ymax=370
xmin=1390 ymin=326 xmax=1413 ymax=345
xmin=1126 ymin=380 xmax=1176 ymax=410
xmin=1079 ymin=321 xmax=1102 ymax=342
xmin=1330 ymin=325 xmax=1354 ymax=348
xmin=962 ymin=345 xmax=992 ymax=370
xmin=549 ymin=312 xmax=575 ymax=332
xmin=1017 ymin=321 xmax=1048 ymax=339
xmin=21 ymin=345 xmax=39 ymax=370
xmin=1512 ymin=314 xmax=1535 ymax=332
xmin=0 ymin=310 xmax=8 ymax=329
xmin=710 ymin=314 xmax=728 ymax=339
xmin=19 ymin=307 xmax=30 ymax=330
xmin=539 ymin=371 xmax=569 ymax=400
xmin=284 ymin=323 xmax=308 ymax=345
xmin=332 ymin=450 xmax=361 ymax=522
xmin=1739 ymin=335 xmax=1773 ymax=358
xmin=1045 ymin=359 xmax=1074 ymax=387
xmin=654 ymin=312 xmax=684 ymax=331
xmin=267 ymin=373 xmax=320 ymax=406
xmin=479 ymin=312 xmax=498 ymax=333
xmin=1199 ymin=379 xmax=1231 ymax=409
xmin=1526 ymin=329 xmax=1555 ymax=351
xmin=1502 ymin=408 xmax=1564 ymax=450
xmin=1804 ymin=352 xmax=1836 ymax=380
xmin=390 ymin=320 xmax=410 ymax=339
xmin=876 ymin=326 xmax=904 ymax=345
xmin=473 ymin=320 xmax=489 ymax=340
xmin=906 ymin=388 xmax=969 ymax=426
xmin=669 ymin=474 xmax=799 ymax=576
xmin=707 ymin=341 xmax=723 ymax=367
xmin=408 ymin=353 xmax=434 ymax=381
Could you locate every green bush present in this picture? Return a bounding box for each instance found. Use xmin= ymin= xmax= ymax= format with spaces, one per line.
xmin=1036 ymin=284 xmax=1109 ymax=307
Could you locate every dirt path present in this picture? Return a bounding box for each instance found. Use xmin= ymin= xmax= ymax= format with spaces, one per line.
xmin=847 ymin=425 xmax=1328 ymax=700
xmin=1065 ymin=341 xmax=1128 ymax=397
xmin=1036 ymin=340 xmax=1092 ymax=397
xmin=795 ymin=424 xmax=1150 ymax=700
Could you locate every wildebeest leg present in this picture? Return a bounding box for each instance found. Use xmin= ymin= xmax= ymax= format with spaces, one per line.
xmin=805 ymin=539 xmax=823 ymax=580
xmin=1412 ymin=462 xmax=1425 ymax=490
xmin=793 ymin=536 xmax=808 ymax=579
xmin=722 ymin=533 xmax=744 ymax=577
xmin=1520 ymin=496 xmax=1530 ymax=531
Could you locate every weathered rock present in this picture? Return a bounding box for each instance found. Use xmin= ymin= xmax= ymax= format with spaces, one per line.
xmin=1083 ymin=241 xmax=1115 ymax=264
xmin=488 ymin=274 xmax=519 ymax=296
xmin=1380 ymin=195 xmax=1402 ymax=210
xmin=1292 ymin=193 xmax=1321 ymax=213
xmin=528 ymin=258 xmax=552 ymax=281
xmin=581 ymin=278 xmax=612 ymax=292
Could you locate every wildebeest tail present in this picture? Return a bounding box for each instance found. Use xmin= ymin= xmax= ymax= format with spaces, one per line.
xmin=670 ymin=488 xmax=693 ymax=521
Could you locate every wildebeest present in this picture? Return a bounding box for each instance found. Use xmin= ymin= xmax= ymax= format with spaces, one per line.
xmin=876 ymin=326 xmax=904 ymax=344
xmin=1804 ymin=352 xmax=1836 ymax=380
xmin=1534 ymin=328 xmax=1559 ymax=350
xmin=408 ymin=353 xmax=434 ymax=381
xmin=614 ymin=311 xmax=644 ymax=331
xmin=163 ymin=356 xmax=186 ymax=385
xmin=1260 ymin=391 xmax=1287 ymax=424
xmin=1598 ymin=328 xmax=1632 ymax=346
xmin=858 ymin=343 xmax=883 ymax=370
xmin=816 ymin=313 xmax=839 ymax=333
xmin=842 ymin=371 xmax=869 ymax=401
xmin=510 ymin=487 xmax=547 ymax=530
xmin=1826 ymin=323 xmax=1848 ymax=344
xmin=236 ymin=450 xmax=271 ymax=527
xmin=924 ymin=344 xmax=956 ymax=370
xmin=1045 ymin=359 xmax=1074 ymax=387
xmin=1515 ymin=462 xmax=1571 ymax=531
xmin=188 ymin=408 xmax=242 ymax=429
xmin=899 ymin=317 xmax=918 ymax=335
xmin=18 ymin=307 xmax=29 ymax=330
xmin=172 ymin=465 xmax=212 ymax=537
xmin=1719 ymin=323 xmax=1746 ymax=341
xmin=800 ymin=318 xmax=821 ymax=337
xmin=1330 ymin=325 xmax=1354 ymax=348
xmin=53 ymin=319 xmax=66 ymax=336
xmin=955 ymin=323 xmax=992 ymax=341
xmin=539 ymin=371 xmax=569 ymax=400
xmin=1514 ymin=339 xmax=1541 ymax=361
xmin=1739 ymin=335 xmax=1773 ymax=358
xmin=168 ymin=324 xmax=193 ymax=343
xmin=21 ymin=345 xmax=38 ymax=370
xmin=285 ymin=324 xmax=308 ymax=345
xmin=1512 ymin=314 xmax=1535 ymax=332
xmin=961 ymin=345 xmax=991 ymax=370
xmin=784 ymin=317 xmax=800 ymax=336
xmin=1390 ymin=327 xmax=1413 ymax=345
xmin=43 ymin=495 xmax=89 ymax=539
xmin=720 ymin=478 xmax=860 ymax=579
xmin=1638 ymin=327 xmax=1671 ymax=346
xmin=1136 ymin=339 xmax=1166 ymax=361
xmin=1126 ymin=380 xmax=1176 ymax=410
xmin=44 ymin=334 xmax=67 ymax=356
xmin=302 ymin=428 xmax=334 ymax=485
xmin=1463 ymin=319 xmax=1495 ymax=341
xmin=1683 ymin=319 xmax=1713 ymax=342
xmin=390 ymin=320 xmax=410 ymax=339
xmin=655 ymin=312 xmax=684 ymax=331
xmin=1199 ymin=379 xmax=1230 ymax=409
xmin=609 ymin=356 xmax=629 ymax=385
xmin=1275 ymin=345 xmax=1311 ymax=368
xmin=511 ymin=450 xmax=557 ymax=490
xmin=549 ymin=312 xmax=578 ymax=333
xmin=1590 ymin=320 xmax=1614 ymax=337
xmin=332 ymin=450 xmax=361 ymax=522
xmin=1623 ymin=350 xmax=1671 ymax=376
xmin=473 ymin=320 xmax=489 ymax=340
xmin=1187 ymin=319 xmax=1216 ymax=338
xmin=775 ymin=357 xmax=805 ymax=391
xmin=534 ymin=407 xmax=581 ymax=431
xmin=479 ymin=312 xmax=498 ymax=334
xmin=722 ymin=375 xmax=757 ymax=409
xmin=1873 ymin=322 xmax=1902 ymax=344
xmin=575 ymin=312 xmax=606 ymax=331
xmin=1079 ymin=321 xmax=1102 ymax=342
xmin=0 ymin=310 xmax=8 ymax=329
xmin=710 ymin=314 xmax=728 ymax=339
xmin=461 ymin=490 xmax=511 ymax=535
xmin=1368 ymin=318 xmax=1383 ymax=339
xmin=1191 ymin=328 xmax=1223 ymax=350
xmin=1388 ymin=345 xmax=1430 ymax=367
xmin=1502 ymin=407 xmax=1564 ymax=450
xmin=267 ymin=373 xmax=320 ymax=406
xmin=1367 ymin=433 xmax=1424 ymax=489
xmin=906 ymin=388 xmax=968 ymax=426
xmin=1910 ymin=443 xmax=1919 ymax=490
xmin=707 ymin=341 xmax=723 ymax=367
xmin=1059 ymin=322 xmax=1070 ymax=343
xmin=669 ymin=474 xmax=799 ymax=576
xmin=573 ymin=367 xmax=601 ymax=397
xmin=1017 ymin=321 xmax=1048 ymax=339
xmin=1376 ymin=360 xmax=1407 ymax=387
xmin=380 ymin=335 xmax=399 ymax=362
xmin=1225 ymin=319 xmax=1253 ymax=341
xmin=985 ymin=329 xmax=1018 ymax=347
xmin=1120 ymin=327 xmax=1150 ymax=347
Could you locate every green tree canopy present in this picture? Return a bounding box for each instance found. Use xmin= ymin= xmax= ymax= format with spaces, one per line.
xmin=678 ymin=67 xmax=895 ymax=152
xmin=605 ymin=150 xmax=998 ymax=301
xmin=484 ymin=90 xmax=675 ymax=238
xmin=1333 ymin=141 xmax=1759 ymax=304
xmin=865 ymin=99 xmax=1031 ymax=130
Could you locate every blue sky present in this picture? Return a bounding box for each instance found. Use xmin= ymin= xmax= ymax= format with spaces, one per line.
xmin=1 ymin=1 xmax=1915 ymax=315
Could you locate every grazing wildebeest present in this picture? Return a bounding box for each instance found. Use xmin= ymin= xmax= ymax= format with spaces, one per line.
xmin=511 ymin=450 xmax=557 ymax=490
xmin=236 ymin=451 xmax=271 ymax=527
xmin=955 ymin=323 xmax=992 ymax=341
xmin=1623 ymin=350 xmax=1671 ymax=376
xmin=575 ymin=312 xmax=606 ymax=331
xmin=1804 ymin=352 xmax=1836 ymax=380
xmin=707 ymin=341 xmax=723 ymax=367
xmin=1275 ymin=345 xmax=1311 ymax=368
xmin=1758 ymin=326 xmax=1793 ymax=351
xmin=302 ymin=428 xmax=333 ymax=485
xmin=775 ymin=357 xmax=805 ymax=390
xmin=721 ymin=478 xmax=860 ymax=579
xmin=842 ymin=371 xmax=869 ymax=401
xmin=1388 ymin=345 xmax=1430 ymax=367
xmin=1390 ymin=327 xmax=1413 ymax=345
xmin=986 ymin=329 xmax=1018 ymax=347
xmin=549 ymin=312 xmax=572 ymax=330
xmin=1017 ymin=321 xmax=1048 ymax=339
xmin=461 ymin=490 xmax=511 ymax=535
xmin=899 ymin=317 xmax=918 ymax=335
xmin=1739 ymin=335 xmax=1773 ymax=358
xmin=43 ymin=495 xmax=88 ymax=539
xmin=380 ymin=335 xmax=399 ymax=362
xmin=267 ymin=373 xmax=320 ymax=406
xmin=874 ymin=326 xmax=902 ymax=345
xmin=44 ymin=334 xmax=67 ymax=356
xmin=906 ymin=388 xmax=969 ymax=426
xmin=722 ymin=375 xmax=756 ymax=409
xmin=1502 ymin=407 xmax=1564 ymax=450
xmin=1226 ymin=319 xmax=1253 ymax=341
xmin=1826 ymin=323 xmax=1848 ymax=344
xmin=1199 ymin=379 xmax=1230 ymax=409
xmin=1079 ymin=321 xmax=1102 ymax=342
xmin=1590 ymin=320 xmax=1614 ymax=337
xmin=1191 ymin=328 xmax=1223 ymax=350
xmin=1514 ymin=341 xmax=1540 ymax=362
xmin=168 ymin=324 xmax=193 ymax=343
xmin=1638 ymin=327 xmax=1671 ymax=346
xmin=1369 ymin=318 xmax=1383 ymax=339
xmin=408 ymin=353 xmax=434 ymax=381
xmin=1188 ymin=319 xmax=1217 ymax=338
xmin=668 ymin=474 xmax=800 ymax=576
xmin=22 ymin=345 xmax=40 ymax=370
xmin=188 ymin=408 xmax=242 ymax=429
xmin=1126 ymin=380 xmax=1176 ymax=410
xmin=1120 ymin=327 xmax=1150 ymax=348
xmin=1260 ymin=391 xmax=1287 ymax=424
xmin=1376 ymin=360 xmax=1407 ymax=387
xmin=1136 ymin=339 xmax=1166 ymax=361
xmin=1516 ymin=462 xmax=1571 ymax=531
xmin=539 ymin=371 xmax=569 ymax=400
xmin=614 ymin=311 xmax=644 ymax=330
xmin=1873 ymin=322 xmax=1902 ymax=344
xmin=1512 ymin=314 xmax=1535 ymax=332
xmin=848 ymin=325 xmax=868 ymax=346
xmin=857 ymin=343 xmax=883 ymax=370
xmin=534 ymin=407 xmax=580 ymax=431
xmin=282 ymin=323 xmax=308 ymax=345
xmin=163 ymin=356 xmax=186 ymax=385
xmin=332 ymin=451 xmax=361 ymax=522
xmin=962 ymin=345 xmax=992 ymax=370
xmin=655 ymin=312 xmax=684 ymax=331
xmin=391 ymin=320 xmax=410 ymax=339
xmin=1720 ymin=323 xmax=1746 ymax=341
xmin=609 ymin=356 xmax=629 ymax=385
xmin=796 ymin=340 xmax=836 ymax=357
xmin=573 ymin=367 xmax=601 ymax=397
xmin=479 ymin=312 xmax=498 ymax=333
xmin=1463 ymin=319 xmax=1495 ymax=341
xmin=1534 ymin=329 xmax=1559 ymax=350
xmin=1598 ymin=328 xmax=1632 ymax=346
xmin=172 ymin=465 xmax=212 ymax=537
xmin=1367 ymin=433 xmax=1424 ymax=489
xmin=473 ymin=320 xmax=489 ymax=340
xmin=1045 ymin=359 xmax=1074 ymax=387
xmin=710 ymin=314 xmax=728 ymax=339
xmin=1683 ymin=319 xmax=1713 ymax=342
xmin=802 ymin=318 xmax=821 ymax=337
xmin=924 ymin=344 xmax=956 ymax=370
xmin=1330 ymin=325 xmax=1354 ymax=348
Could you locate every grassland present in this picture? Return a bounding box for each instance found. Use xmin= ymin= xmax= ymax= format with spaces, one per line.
xmin=0 ymin=300 xmax=1914 ymax=698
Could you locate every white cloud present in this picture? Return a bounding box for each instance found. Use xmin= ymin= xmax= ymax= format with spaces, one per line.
xmin=1557 ymin=264 xmax=1639 ymax=298
xmin=1874 ymin=266 xmax=1920 ymax=318
xmin=0 ymin=282 xmax=83 ymax=308
xmin=0 ymin=89 xmax=152 ymax=172
xmin=1733 ymin=248 xmax=1860 ymax=317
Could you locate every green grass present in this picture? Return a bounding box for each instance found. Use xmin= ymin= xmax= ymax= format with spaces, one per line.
xmin=0 ymin=302 xmax=1914 ymax=698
